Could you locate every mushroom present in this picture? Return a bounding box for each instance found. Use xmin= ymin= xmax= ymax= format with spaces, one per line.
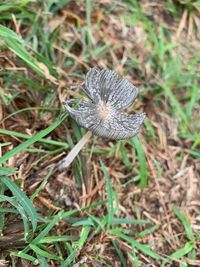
xmin=59 ymin=68 xmax=145 ymax=170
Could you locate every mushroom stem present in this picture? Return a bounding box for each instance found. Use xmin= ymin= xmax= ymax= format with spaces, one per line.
xmin=58 ymin=131 xmax=92 ymax=171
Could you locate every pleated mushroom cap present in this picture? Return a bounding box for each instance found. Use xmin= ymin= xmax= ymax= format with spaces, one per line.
xmin=63 ymin=68 xmax=145 ymax=140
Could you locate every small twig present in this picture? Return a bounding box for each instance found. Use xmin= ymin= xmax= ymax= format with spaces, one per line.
xmin=58 ymin=131 xmax=92 ymax=171
xmin=69 ymin=84 xmax=84 ymax=90
xmin=176 ymin=9 xmax=187 ymax=38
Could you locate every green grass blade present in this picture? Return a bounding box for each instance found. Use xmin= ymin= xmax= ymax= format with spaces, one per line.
xmin=173 ymin=206 xmax=194 ymax=241
xmin=129 ymin=247 xmax=139 ymax=267
xmin=0 ymin=113 xmax=68 ymax=165
xmin=38 ymin=236 xmax=78 ymax=244
xmin=1 ymin=176 xmax=38 ymax=232
xmin=31 ymin=209 xmax=80 ymax=245
xmin=192 ymin=131 xmax=200 ymax=149
xmin=0 ymin=128 xmax=69 ymax=148
xmin=0 ymin=25 xmax=57 ymax=79
xmin=186 ymin=84 xmax=198 ymax=118
xmin=31 ymin=201 xmax=107 ymax=248
xmin=138 ymin=225 xmax=159 ymax=238
xmin=61 ymin=226 xmax=90 ymax=267
xmin=169 ymin=241 xmax=194 ymax=259
xmin=144 ymin=118 xmax=156 ymax=139
xmin=87 ymin=213 xmax=105 ymax=231
xmin=29 ymin=244 xmax=61 ymax=260
xmin=72 ymin=218 xmax=94 ymax=227
xmin=161 ymin=83 xmax=188 ymax=125
xmin=72 ymin=226 xmax=90 ymax=249
xmin=109 ymin=228 xmax=163 ymax=260
xmin=11 ymin=251 xmax=38 ymax=264
xmin=75 ymin=225 xmax=90 ymax=248
xmin=119 ymin=142 xmax=132 ymax=168
xmin=131 ymin=137 xmax=148 ymax=188
xmin=36 ymin=255 xmax=49 ymax=267
xmin=0 ymin=208 xmax=18 ymax=213
xmin=30 ymin=167 xmax=53 ymax=201
xmin=100 ymin=160 xmax=115 ymax=224
xmin=112 ymin=240 xmax=128 ymax=267
xmin=2 ymin=106 xmax=58 ymax=122
xmin=0 ymin=195 xmax=30 ymax=239
xmin=162 ymin=241 xmax=194 ymax=267
xmin=31 ymin=211 xmax=64 ymax=244
xmin=60 ymin=250 xmax=77 ymax=267
xmin=0 ymin=24 xmax=43 ymax=76
xmin=5 ymin=38 xmax=46 ymax=77
xmin=0 ymin=24 xmax=24 ymax=42
xmin=0 ymin=166 xmax=16 ymax=175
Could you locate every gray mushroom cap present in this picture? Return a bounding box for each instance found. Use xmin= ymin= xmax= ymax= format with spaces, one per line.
xmin=63 ymin=68 xmax=145 ymax=140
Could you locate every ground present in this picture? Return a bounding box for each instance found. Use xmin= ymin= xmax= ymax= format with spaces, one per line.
xmin=0 ymin=0 xmax=200 ymax=266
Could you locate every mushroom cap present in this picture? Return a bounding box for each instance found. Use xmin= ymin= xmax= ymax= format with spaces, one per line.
xmin=63 ymin=68 xmax=145 ymax=140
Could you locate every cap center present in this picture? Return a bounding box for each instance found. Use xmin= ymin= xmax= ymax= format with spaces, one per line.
xmin=98 ymin=104 xmax=112 ymax=119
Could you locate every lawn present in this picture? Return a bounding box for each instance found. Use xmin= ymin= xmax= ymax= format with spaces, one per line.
xmin=0 ymin=0 xmax=200 ymax=266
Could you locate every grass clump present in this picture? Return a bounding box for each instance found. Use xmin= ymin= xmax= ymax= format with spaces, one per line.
xmin=0 ymin=0 xmax=200 ymax=266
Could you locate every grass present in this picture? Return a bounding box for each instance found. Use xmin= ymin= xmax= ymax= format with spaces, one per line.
xmin=0 ymin=0 xmax=200 ymax=266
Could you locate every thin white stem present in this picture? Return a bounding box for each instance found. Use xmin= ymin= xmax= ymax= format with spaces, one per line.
xmin=58 ymin=131 xmax=92 ymax=171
